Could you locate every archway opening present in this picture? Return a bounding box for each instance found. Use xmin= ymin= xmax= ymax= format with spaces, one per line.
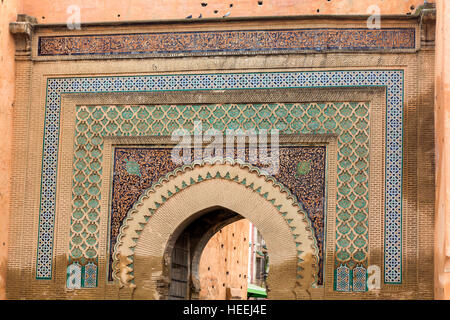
xmin=198 ymin=219 xmax=269 ymax=300
xmin=117 ymin=165 xmax=317 ymax=300
xmin=165 ymin=206 xmax=269 ymax=300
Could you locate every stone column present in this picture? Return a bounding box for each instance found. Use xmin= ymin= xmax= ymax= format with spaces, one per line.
xmin=435 ymin=0 xmax=450 ymax=300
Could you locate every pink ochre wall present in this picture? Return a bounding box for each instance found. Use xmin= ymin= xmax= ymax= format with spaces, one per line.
xmin=0 ymin=0 xmax=21 ymax=301
xmin=435 ymin=0 xmax=450 ymax=301
xmin=21 ymin=0 xmax=429 ymax=24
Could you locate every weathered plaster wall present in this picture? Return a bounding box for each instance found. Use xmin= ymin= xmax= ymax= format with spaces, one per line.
xmin=21 ymin=0 xmax=429 ymax=24
xmin=0 ymin=0 xmax=21 ymax=301
xmin=435 ymin=0 xmax=450 ymax=300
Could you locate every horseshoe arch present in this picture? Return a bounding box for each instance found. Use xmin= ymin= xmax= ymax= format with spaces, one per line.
xmin=113 ymin=161 xmax=319 ymax=299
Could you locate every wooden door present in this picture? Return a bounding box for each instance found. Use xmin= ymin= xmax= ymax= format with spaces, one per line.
xmin=168 ymin=233 xmax=190 ymax=300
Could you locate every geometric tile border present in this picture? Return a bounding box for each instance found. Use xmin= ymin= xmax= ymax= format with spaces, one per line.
xmin=38 ymin=70 xmax=404 ymax=285
xmin=38 ymin=28 xmax=416 ymax=57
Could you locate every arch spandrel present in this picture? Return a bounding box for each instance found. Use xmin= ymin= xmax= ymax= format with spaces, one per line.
xmin=113 ymin=161 xmax=319 ymax=299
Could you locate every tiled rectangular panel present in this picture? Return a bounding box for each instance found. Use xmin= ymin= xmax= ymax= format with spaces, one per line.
xmin=37 ymin=71 xmax=404 ymax=285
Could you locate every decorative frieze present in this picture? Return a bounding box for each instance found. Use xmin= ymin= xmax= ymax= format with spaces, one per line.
xmin=38 ymin=28 xmax=416 ymax=57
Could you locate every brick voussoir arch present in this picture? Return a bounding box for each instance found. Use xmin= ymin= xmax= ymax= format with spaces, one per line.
xmin=113 ymin=159 xmax=319 ymax=292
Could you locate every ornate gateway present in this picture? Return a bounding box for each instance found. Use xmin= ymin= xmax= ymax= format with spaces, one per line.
xmin=7 ymin=10 xmax=436 ymax=299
